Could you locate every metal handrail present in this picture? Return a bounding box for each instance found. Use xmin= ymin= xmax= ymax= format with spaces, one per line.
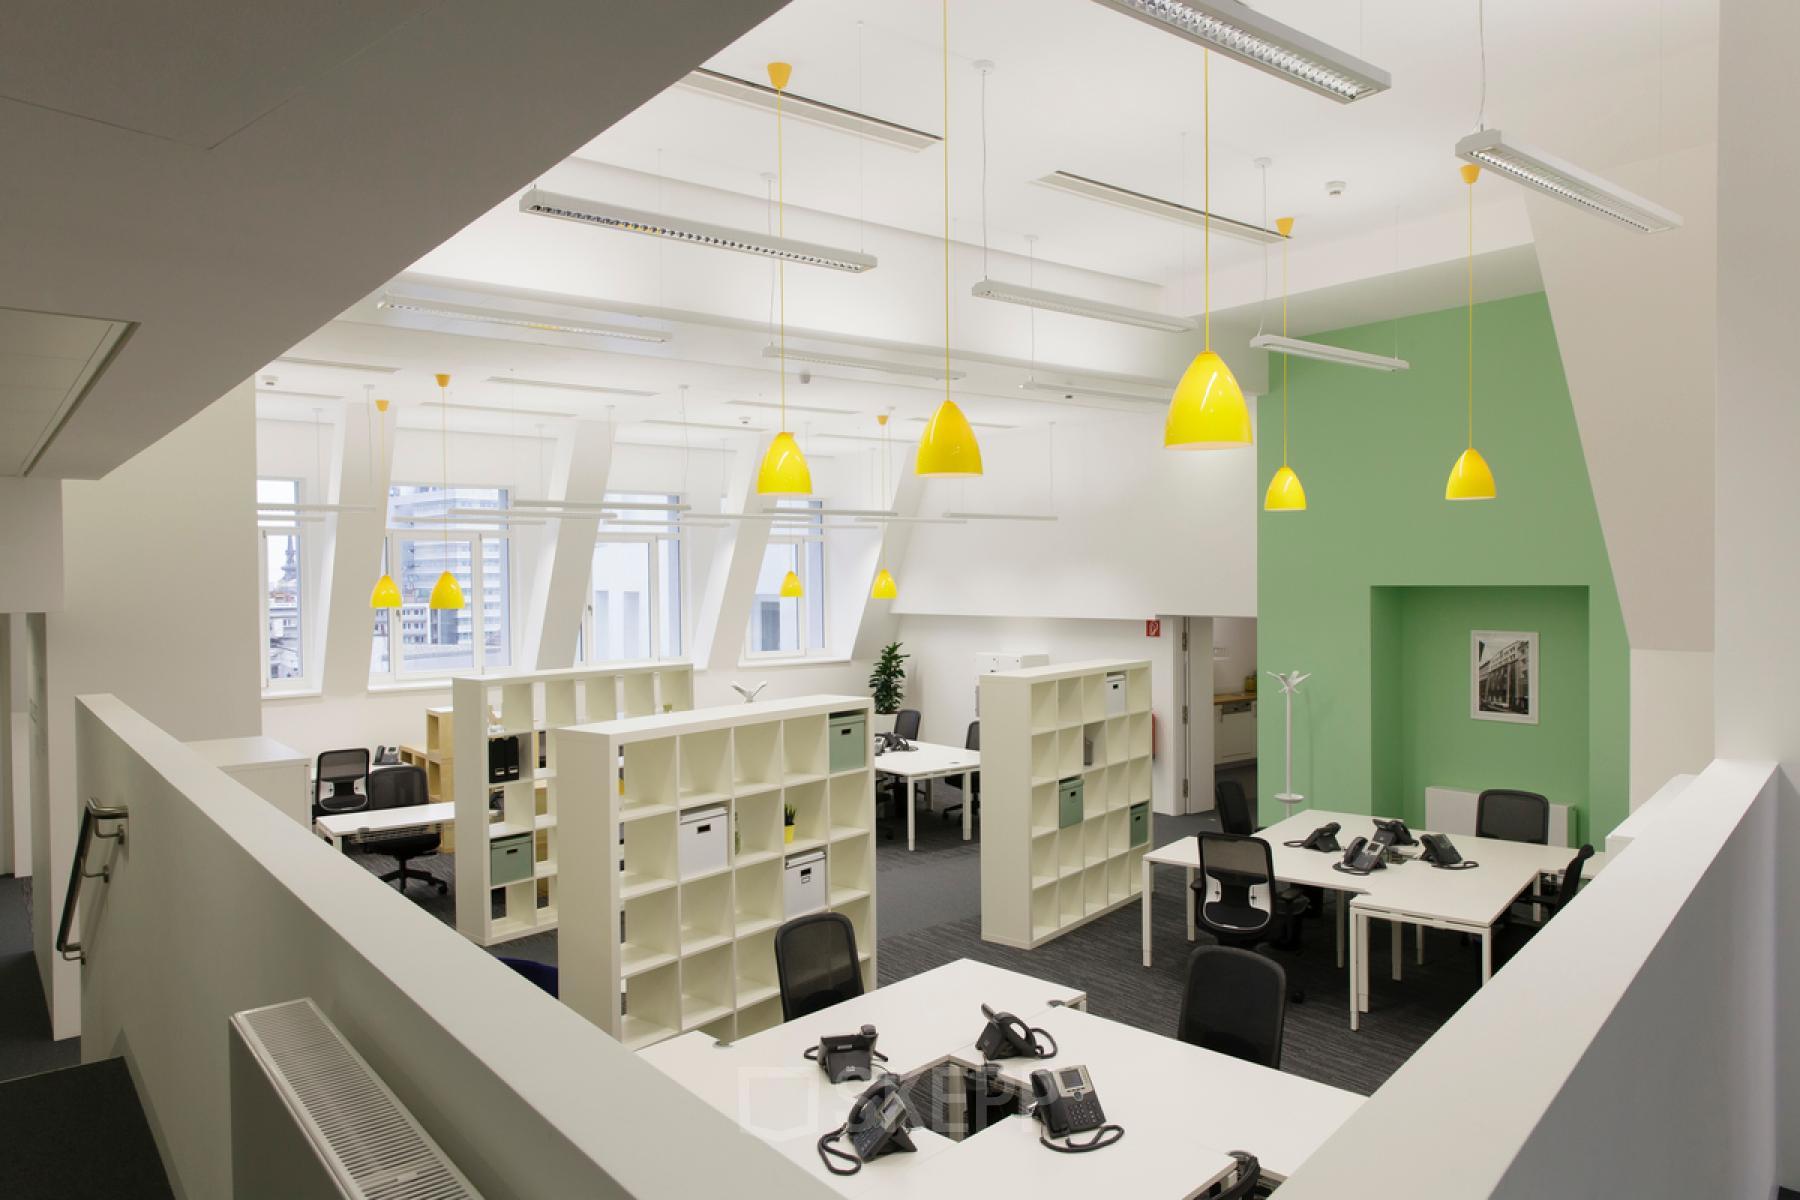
xmin=57 ymin=799 xmax=129 ymax=963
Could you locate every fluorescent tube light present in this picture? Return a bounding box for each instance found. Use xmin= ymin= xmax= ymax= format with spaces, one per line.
xmin=486 ymin=376 xmax=657 ymax=398
xmin=275 ymin=356 xmax=401 ymax=375
xmin=1035 ymin=171 xmax=1285 ymax=244
xmin=1249 ymin=334 xmax=1409 ymax=372
xmin=375 ymin=294 xmax=670 ymax=342
xmin=520 ymin=188 xmax=878 ymax=273
xmin=1018 ymin=378 xmax=1166 ymax=405
xmin=1455 ymin=130 xmax=1681 ymax=234
xmin=1087 ymin=0 xmax=1390 ymax=103
xmin=761 ymin=344 xmax=965 ymax=381
xmin=679 ymin=68 xmax=940 ymax=151
xmin=971 ymin=279 xmax=1195 ymax=333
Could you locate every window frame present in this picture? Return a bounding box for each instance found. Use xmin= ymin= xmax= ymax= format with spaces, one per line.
xmin=258 ymin=477 xmax=311 ymax=693
xmin=579 ymin=492 xmax=688 ymax=666
xmin=745 ymin=499 xmax=827 ymax=661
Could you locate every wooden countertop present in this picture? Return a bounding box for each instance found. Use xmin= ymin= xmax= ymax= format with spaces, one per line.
xmin=1214 ymin=692 xmax=1258 ymax=705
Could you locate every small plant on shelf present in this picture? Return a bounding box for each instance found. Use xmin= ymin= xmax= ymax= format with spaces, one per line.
xmin=869 ymin=641 xmax=908 ymax=731
xmin=784 ymin=803 xmax=797 ymax=844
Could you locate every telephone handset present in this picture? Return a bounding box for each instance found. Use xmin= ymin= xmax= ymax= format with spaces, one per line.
xmin=1213 ymin=1151 xmax=1264 ymax=1200
xmin=976 ymin=1003 xmax=1058 ymax=1061
xmin=1419 ymin=832 xmax=1478 ymax=870
xmin=1372 ymin=817 xmax=1417 ymax=846
xmin=817 ymin=1074 xmax=917 ymax=1176
xmin=803 ymin=1023 xmax=887 ymax=1083
xmin=1334 ymin=829 xmax=1392 ymax=876
xmin=1030 ymin=1065 xmax=1123 ymax=1152
xmin=1287 ymin=821 xmax=1342 ymax=853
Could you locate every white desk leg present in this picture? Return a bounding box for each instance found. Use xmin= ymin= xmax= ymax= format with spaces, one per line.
xmin=1390 ymin=920 xmax=1403 ymax=983
xmin=1335 ymin=891 xmax=1345 ymax=969
xmin=1185 ymin=867 xmax=1197 ymax=942
xmin=1417 ymin=923 xmax=1426 ymax=966
xmin=1481 ymin=927 xmax=1493 ymax=985
xmin=1348 ymin=909 xmax=1361 ymax=1032
xmin=1140 ymin=857 xmax=1154 ymax=968
xmin=963 ymin=775 xmax=974 ymax=842
xmin=908 ymin=780 xmax=918 ymax=851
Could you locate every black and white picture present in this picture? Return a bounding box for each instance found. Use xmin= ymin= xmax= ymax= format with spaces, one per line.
xmin=1471 ymin=630 xmax=1538 ymax=724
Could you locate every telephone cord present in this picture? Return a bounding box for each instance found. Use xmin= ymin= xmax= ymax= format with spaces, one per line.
xmin=1038 ymin=1123 xmax=1125 ymax=1153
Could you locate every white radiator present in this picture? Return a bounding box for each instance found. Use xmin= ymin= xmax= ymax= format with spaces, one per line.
xmin=229 ymin=998 xmax=482 ymax=1199
xmin=1424 ymin=786 xmax=1574 ymax=847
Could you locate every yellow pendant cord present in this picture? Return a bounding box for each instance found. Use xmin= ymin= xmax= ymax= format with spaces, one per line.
xmin=1203 ymin=49 xmax=1211 ymax=353
xmin=777 ymin=78 xmax=787 ymax=434
xmin=439 ymin=376 xmax=449 ymax=550
xmin=1281 ymin=235 xmax=1289 ymax=469
xmin=942 ymin=0 xmax=951 ymax=405
xmin=1466 ymin=175 xmax=1474 ymax=450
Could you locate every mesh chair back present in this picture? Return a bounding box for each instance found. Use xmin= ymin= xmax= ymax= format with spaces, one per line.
xmin=1477 ymin=789 xmax=1550 ymax=844
xmin=368 ymin=765 xmax=428 ymax=810
xmin=965 ymin=722 xmax=981 ymax=798
xmin=1215 ymin=779 xmax=1255 ymax=835
xmin=1195 ymin=833 xmax=1275 ymax=940
xmin=774 ymin=912 xmax=864 ymax=1021
xmin=315 ymin=748 xmax=369 ymax=813
xmin=894 ymin=709 xmax=922 ymax=741
xmin=1558 ymin=844 xmax=1596 ymax=911
xmin=1176 ymin=945 xmax=1287 ymax=1069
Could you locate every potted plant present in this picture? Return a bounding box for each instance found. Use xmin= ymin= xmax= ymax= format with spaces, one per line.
xmin=869 ymin=641 xmax=909 ymax=735
xmin=783 ymin=803 xmax=797 ymax=844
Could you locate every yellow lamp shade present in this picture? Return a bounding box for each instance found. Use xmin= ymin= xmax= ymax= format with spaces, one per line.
xmin=428 ymin=570 xmax=464 ymax=610
xmin=1165 ymin=351 xmax=1252 ymax=449
xmin=1264 ymin=465 xmax=1307 ymax=512
xmin=871 ymin=568 xmax=898 ymax=600
xmin=1445 ymin=447 xmax=1497 ymax=501
xmin=915 ymin=400 xmax=983 ymax=476
xmin=369 ymin=573 xmax=401 ymax=609
xmin=756 ymin=431 xmax=813 ymax=496
xmin=779 ymin=570 xmax=804 ymax=599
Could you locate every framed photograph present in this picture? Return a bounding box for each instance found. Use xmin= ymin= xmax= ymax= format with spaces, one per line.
xmin=1471 ymin=630 xmax=1538 ymax=724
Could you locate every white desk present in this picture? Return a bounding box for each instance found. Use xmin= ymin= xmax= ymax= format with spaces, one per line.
xmin=873 ymin=742 xmax=980 ymax=850
xmin=314 ymin=801 xmax=455 ymax=849
xmin=640 ymin=958 xmax=1360 ymax=1194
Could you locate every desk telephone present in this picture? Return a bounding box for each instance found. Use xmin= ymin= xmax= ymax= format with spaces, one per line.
xmin=817 ymin=1074 xmax=917 ymax=1176
xmin=874 ymin=732 xmax=913 ymax=755
xmin=803 ymin=1024 xmax=887 ymax=1083
xmin=1419 ymin=831 xmax=1478 ymax=870
xmin=1030 ymin=1065 xmax=1124 ymax=1152
xmin=1287 ymin=821 xmax=1341 ymax=853
xmin=976 ymin=1003 xmax=1058 ymax=1061
xmin=1334 ymin=828 xmax=1395 ymax=876
xmin=1372 ymin=817 xmax=1417 ymax=846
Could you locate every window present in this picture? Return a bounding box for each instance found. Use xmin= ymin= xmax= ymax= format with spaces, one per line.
xmin=371 ymin=485 xmax=513 ymax=682
xmin=580 ymin=492 xmax=684 ymax=664
xmin=258 ymin=478 xmax=308 ymax=689
xmin=747 ymin=499 xmax=826 ymax=657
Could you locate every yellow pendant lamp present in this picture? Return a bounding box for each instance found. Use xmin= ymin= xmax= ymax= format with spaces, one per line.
xmin=1446 ymin=164 xmax=1496 ymax=501
xmin=870 ymin=568 xmax=898 ymax=600
xmin=428 ymin=372 xmax=465 ymax=610
xmin=871 ymin=413 xmax=899 ymax=599
xmin=1167 ymin=50 xmax=1252 ymax=451
xmin=369 ymin=394 xmax=402 ymax=607
xmin=756 ymin=61 xmax=815 ymax=497
xmin=1264 ymin=216 xmax=1307 ymax=511
xmin=779 ymin=570 xmax=804 ymax=599
xmin=917 ymin=0 xmax=982 ymax=477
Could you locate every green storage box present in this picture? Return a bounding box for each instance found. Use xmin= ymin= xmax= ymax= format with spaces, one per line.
xmin=490 ymin=832 xmax=533 ymax=886
xmin=828 ymin=712 xmax=868 ymax=772
xmin=1129 ymin=802 xmax=1150 ymax=847
xmin=1058 ymin=778 xmax=1084 ymax=829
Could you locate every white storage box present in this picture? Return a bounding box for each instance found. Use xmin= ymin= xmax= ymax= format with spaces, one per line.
xmin=1104 ymin=672 xmax=1128 ymax=716
xmin=678 ymin=804 xmax=730 ymax=878
xmin=784 ymin=849 xmax=827 ymax=916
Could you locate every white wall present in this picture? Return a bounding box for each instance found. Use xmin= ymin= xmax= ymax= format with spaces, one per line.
xmin=35 ymin=383 xmax=262 ymax=1038
xmin=1629 ymin=649 xmax=1714 ymax=809
xmin=0 ymin=477 xmax=64 ymax=612
xmin=1278 ymin=758 xmax=1779 ymax=1198
xmin=1713 ymin=0 xmax=1800 ymax=1182
xmin=77 ymin=693 xmax=834 ymax=1200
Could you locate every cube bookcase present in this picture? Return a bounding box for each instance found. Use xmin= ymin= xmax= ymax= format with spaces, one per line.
xmin=557 ymin=694 xmax=877 ymax=1050
xmin=979 ymin=659 xmax=1152 ymax=948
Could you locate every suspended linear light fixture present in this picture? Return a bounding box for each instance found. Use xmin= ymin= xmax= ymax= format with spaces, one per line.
xmin=760 ymin=344 xmax=963 ymax=381
xmin=1247 ymin=334 xmax=1409 ymax=372
xmin=972 ymin=279 xmax=1195 ymax=333
xmin=677 ymin=68 xmax=940 ymax=152
xmin=1166 ymin=52 xmax=1252 ymax=450
xmin=1446 ymin=166 xmax=1497 ymax=501
xmin=373 ymin=294 xmax=670 ymax=342
xmin=1034 ymin=170 xmax=1286 ymax=244
xmin=1264 ymin=216 xmax=1306 ymax=512
xmin=428 ymin=373 xmax=467 ymax=609
xmin=755 ymin=61 xmax=814 ymax=498
xmin=1085 ymin=0 xmax=1391 ymax=103
xmin=917 ymin=0 xmax=983 ymax=477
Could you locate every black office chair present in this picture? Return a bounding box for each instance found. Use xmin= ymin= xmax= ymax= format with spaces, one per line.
xmin=362 ymin=765 xmax=446 ymax=896
xmin=313 ymin=748 xmax=369 ymax=819
xmin=499 ymin=956 xmax=560 ymax=998
xmin=1192 ymin=832 xmax=1309 ymax=1003
xmin=774 ymin=911 xmax=864 ymax=1021
xmin=941 ymin=721 xmax=980 ymax=825
xmin=893 ymin=709 xmax=922 ymax=742
xmin=1215 ymin=778 xmax=1257 ymax=835
xmin=1477 ymin=789 xmax=1550 ymax=844
xmin=1176 ymin=945 xmax=1288 ymax=1069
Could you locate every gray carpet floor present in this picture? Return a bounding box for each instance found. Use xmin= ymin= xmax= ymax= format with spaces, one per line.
xmin=0 ymin=875 xmax=80 ymax=1084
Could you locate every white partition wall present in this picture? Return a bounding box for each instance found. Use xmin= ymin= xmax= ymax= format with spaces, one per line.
xmin=558 ymin=695 xmax=876 ymax=1048
xmin=979 ymin=659 xmax=1152 ymax=948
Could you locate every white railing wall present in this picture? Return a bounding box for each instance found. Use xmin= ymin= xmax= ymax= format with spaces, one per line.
xmin=74 ymin=693 xmax=834 ymax=1200
xmin=1278 ymin=757 xmax=1781 ymax=1199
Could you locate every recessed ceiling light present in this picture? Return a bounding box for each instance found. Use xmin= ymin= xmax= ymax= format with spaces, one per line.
xmin=678 ymin=68 xmax=940 ymax=151
xmin=1034 ymin=171 xmax=1285 ymax=244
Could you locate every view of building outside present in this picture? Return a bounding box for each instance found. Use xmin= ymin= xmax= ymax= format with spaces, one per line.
xmin=371 ymin=485 xmax=510 ymax=677
xmin=748 ymin=499 xmax=825 ymax=656
xmin=258 ymin=478 xmax=303 ymax=683
xmin=583 ymin=492 xmax=684 ymax=663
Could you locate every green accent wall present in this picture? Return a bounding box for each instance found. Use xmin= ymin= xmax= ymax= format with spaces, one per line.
xmin=1256 ymin=292 xmax=1629 ymax=843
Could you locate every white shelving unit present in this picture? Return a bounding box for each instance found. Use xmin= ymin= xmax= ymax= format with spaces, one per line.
xmin=979 ymin=659 xmax=1153 ymax=949
xmin=451 ymin=662 xmax=695 ymax=947
xmin=557 ymin=695 xmax=877 ymax=1050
